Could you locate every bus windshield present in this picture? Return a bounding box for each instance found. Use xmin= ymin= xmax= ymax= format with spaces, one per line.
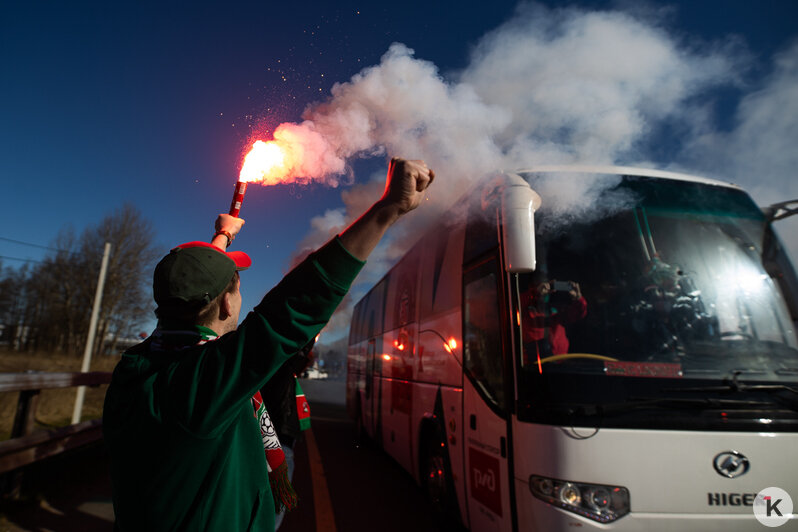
xmin=515 ymin=174 xmax=798 ymax=430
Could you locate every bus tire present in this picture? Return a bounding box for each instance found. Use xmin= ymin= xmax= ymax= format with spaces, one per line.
xmin=421 ymin=428 xmax=460 ymax=528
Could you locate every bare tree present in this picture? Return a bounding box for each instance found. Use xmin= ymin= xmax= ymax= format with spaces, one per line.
xmin=6 ymin=205 xmax=158 ymax=356
xmin=79 ymin=205 xmax=159 ymax=357
xmin=22 ymin=227 xmax=86 ymax=353
xmin=0 ymin=263 xmax=31 ymax=348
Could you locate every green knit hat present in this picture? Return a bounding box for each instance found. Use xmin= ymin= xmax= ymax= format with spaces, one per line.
xmin=153 ymin=241 xmax=251 ymax=309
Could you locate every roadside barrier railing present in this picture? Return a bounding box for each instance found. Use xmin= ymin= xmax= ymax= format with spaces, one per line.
xmin=0 ymin=371 xmax=112 ymax=495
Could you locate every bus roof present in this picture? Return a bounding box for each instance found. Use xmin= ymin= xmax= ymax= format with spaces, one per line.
xmin=510 ymin=165 xmax=741 ymax=190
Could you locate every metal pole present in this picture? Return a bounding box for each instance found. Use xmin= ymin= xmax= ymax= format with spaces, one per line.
xmin=72 ymin=242 xmax=111 ymax=424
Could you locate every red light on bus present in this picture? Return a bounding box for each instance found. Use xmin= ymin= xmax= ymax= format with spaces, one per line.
xmin=536 ymin=345 xmax=543 ymax=375
xmin=443 ymin=337 xmax=457 ymax=353
xmin=382 ymin=354 xmax=392 ymax=362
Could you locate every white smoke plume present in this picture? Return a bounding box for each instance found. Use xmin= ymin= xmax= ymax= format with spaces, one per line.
xmin=679 ymin=39 xmax=798 ymax=260
xmin=271 ymin=2 xmax=795 ymax=341
xmin=270 ymin=43 xmax=509 ymax=187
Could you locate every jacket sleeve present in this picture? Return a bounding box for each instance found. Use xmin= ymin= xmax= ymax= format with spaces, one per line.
xmin=167 ymin=237 xmax=364 ymax=437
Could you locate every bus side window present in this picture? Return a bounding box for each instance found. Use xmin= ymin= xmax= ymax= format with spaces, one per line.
xmin=464 ymin=258 xmax=505 ymax=410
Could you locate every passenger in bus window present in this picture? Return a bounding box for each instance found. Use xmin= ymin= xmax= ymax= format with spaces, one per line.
xmin=520 ymin=276 xmax=587 ymax=363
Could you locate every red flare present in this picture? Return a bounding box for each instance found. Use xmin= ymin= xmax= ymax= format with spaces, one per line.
xmin=229 ymin=181 xmax=247 ymax=217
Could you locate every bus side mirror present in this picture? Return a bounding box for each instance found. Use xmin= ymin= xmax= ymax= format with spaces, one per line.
xmin=501 ymin=174 xmax=542 ymax=273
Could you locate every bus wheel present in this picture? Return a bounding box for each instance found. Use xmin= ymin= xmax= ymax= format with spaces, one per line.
xmin=425 ymin=444 xmax=446 ymax=507
xmin=421 ymin=429 xmax=456 ymax=524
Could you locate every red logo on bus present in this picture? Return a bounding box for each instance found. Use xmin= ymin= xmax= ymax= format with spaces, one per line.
xmin=469 ymin=447 xmax=502 ymax=516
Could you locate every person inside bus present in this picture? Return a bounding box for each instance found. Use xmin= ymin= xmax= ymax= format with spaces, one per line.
xmin=629 ymin=255 xmax=717 ymax=357
xmin=520 ymin=275 xmax=587 ymax=363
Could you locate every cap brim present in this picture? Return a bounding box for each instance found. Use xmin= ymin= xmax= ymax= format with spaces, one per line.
xmin=174 ymin=241 xmax=251 ymax=271
xmin=227 ymin=250 xmax=251 ymax=270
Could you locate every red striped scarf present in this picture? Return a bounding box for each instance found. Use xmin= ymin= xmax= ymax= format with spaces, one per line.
xmin=251 ymin=390 xmax=298 ymax=512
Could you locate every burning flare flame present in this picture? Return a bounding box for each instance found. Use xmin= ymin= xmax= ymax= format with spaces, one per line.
xmin=239 ymin=140 xmax=290 ymax=184
xmin=237 ymin=120 xmax=350 ymax=188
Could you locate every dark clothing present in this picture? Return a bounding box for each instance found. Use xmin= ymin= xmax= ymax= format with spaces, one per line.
xmin=260 ymin=352 xmax=309 ymax=449
xmin=103 ymin=238 xmax=364 ymax=532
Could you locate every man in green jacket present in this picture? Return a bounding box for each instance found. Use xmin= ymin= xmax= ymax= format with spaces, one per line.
xmin=103 ymin=157 xmax=434 ymax=531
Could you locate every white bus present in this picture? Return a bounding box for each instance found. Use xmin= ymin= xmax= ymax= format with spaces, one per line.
xmin=346 ymin=166 xmax=798 ymax=531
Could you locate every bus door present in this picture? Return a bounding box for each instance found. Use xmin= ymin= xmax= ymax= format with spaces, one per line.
xmin=462 ymin=256 xmax=513 ymax=531
xmin=364 ymin=337 xmax=382 ymax=441
xmin=360 ymin=280 xmax=387 ymax=442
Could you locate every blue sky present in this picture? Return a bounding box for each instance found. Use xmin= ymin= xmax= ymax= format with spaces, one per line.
xmin=1 ymin=1 xmax=797 ymax=341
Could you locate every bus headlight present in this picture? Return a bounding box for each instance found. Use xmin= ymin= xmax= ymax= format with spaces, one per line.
xmin=529 ymin=475 xmax=630 ymax=523
xmin=559 ymin=482 xmax=581 ymax=506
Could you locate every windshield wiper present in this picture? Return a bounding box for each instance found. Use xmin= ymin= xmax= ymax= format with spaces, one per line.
xmin=605 ymin=396 xmax=774 ymax=412
xmin=525 ymin=394 xmax=793 ymax=422
xmin=663 ymin=370 xmax=798 ymax=395
xmin=554 ymin=396 xmax=776 ymax=417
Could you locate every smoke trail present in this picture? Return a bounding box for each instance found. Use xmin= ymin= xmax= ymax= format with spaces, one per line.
xmin=269 ymin=3 xmax=794 ymax=340
xmin=268 ymin=41 xmax=509 ymax=188
xmin=680 ymin=39 xmax=798 ymax=260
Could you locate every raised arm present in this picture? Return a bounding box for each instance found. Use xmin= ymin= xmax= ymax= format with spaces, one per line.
xmin=338 ymin=157 xmax=435 ymax=261
xmin=173 ymin=157 xmax=434 ymax=433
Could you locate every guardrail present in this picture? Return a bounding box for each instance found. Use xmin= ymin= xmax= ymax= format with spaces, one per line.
xmin=0 ymin=371 xmax=112 ymax=477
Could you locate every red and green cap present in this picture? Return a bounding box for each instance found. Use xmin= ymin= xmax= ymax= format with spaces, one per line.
xmin=153 ymin=241 xmax=251 ymax=309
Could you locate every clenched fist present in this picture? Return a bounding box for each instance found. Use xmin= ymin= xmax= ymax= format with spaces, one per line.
xmin=381 ymin=157 xmax=435 ymax=216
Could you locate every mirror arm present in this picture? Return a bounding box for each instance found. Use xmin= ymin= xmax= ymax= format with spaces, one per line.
xmin=763 ymin=199 xmax=798 ymax=222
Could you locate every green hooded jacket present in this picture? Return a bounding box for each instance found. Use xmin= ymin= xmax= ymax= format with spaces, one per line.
xmin=103 ymin=238 xmax=363 ymax=531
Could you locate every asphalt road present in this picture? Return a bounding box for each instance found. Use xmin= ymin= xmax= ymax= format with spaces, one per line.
xmin=279 ymin=400 xmax=451 ymax=532
xmin=0 ymin=379 xmax=457 ymax=531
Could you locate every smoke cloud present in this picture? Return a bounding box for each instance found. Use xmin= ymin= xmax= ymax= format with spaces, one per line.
xmin=268 ymin=2 xmax=796 ymax=341
xmin=680 ymin=39 xmax=798 ymax=257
